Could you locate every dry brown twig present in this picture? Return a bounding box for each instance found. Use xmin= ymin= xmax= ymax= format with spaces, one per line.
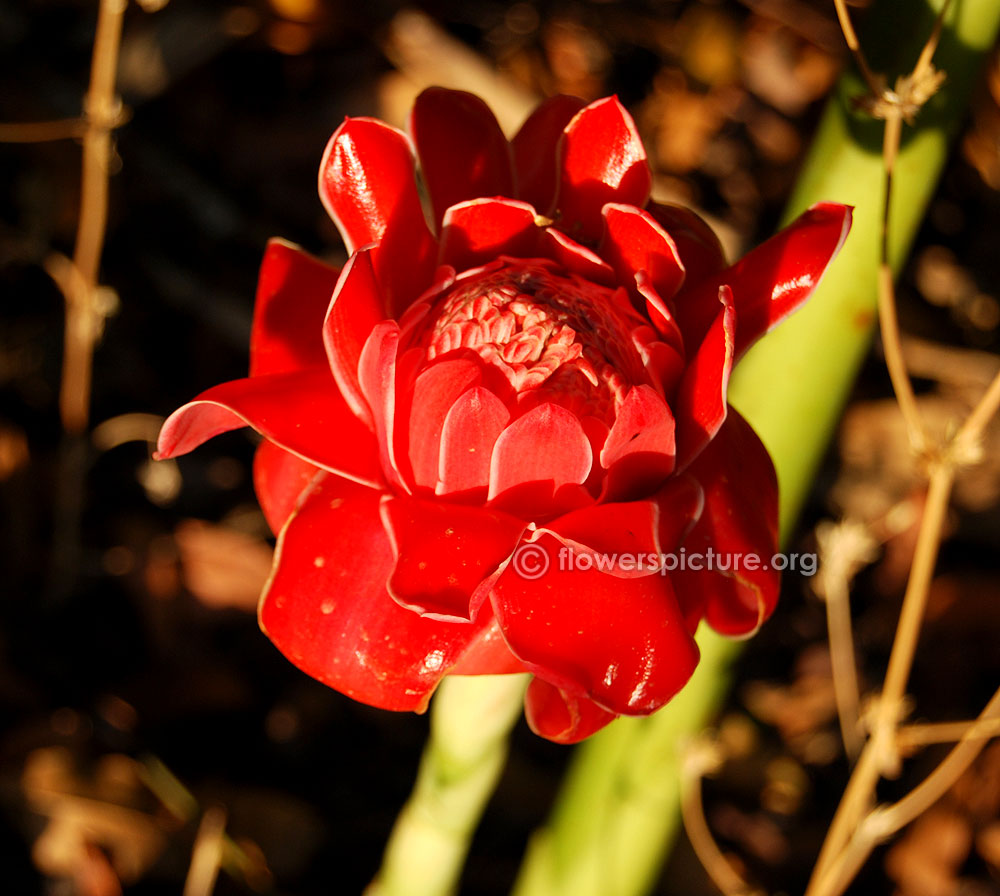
xmin=0 ymin=0 xmax=129 ymax=433
xmin=797 ymin=3 xmax=1000 ymax=896
xmin=59 ymin=0 xmax=128 ymax=434
xmin=6 ymin=5 xmax=271 ymax=893
xmin=0 ymin=118 xmax=88 ymax=142
xmin=0 ymin=0 xmax=131 ymax=434
xmin=681 ymin=737 xmax=764 ymax=896
xmin=814 ymin=520 xmax=879 ymax=760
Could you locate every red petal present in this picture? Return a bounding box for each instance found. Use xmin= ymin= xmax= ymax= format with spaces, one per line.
xmin=600 ymin=385 xmax=676 ymax=501
xmin=554 ymin=97 xmax=651 ymax=245
xmin=539 ymin=228 xmax=617 ymax=286
xmin=675 ymin=202 xmax=852 ymax=357
xmin=650 ymin=473 xmax=705 ymax=552
xmin=598 ymin=204 xmax=686 ymax=302
xmin=674 ymin=287 xmax=735 ymax=470
xmin=319 ymin=116 xmax=427 ymax=252
xmin=487 ymin=403 xmax=593 ymax=511
xmin=579 ymin=415 xmax=610 ymax=495
xmin=251 ymin=239 xmax=339 ymax=378
xmin=406 ymin=358 xmax=482 ymax=490
xmin=410 ymin=88 xmax=515 ymax=226
xmin=631 ymin=322 xmax=686 ymax=399
xmin=318 ymin=117 xmax=436 ymax=315
xmin=358 ymin=321 xmax=407 ymax=490
xmin=543 ymin=497 xmax=663 ymax=577
xmin=156 ymin=369 xmax=382 ymax=487
xmin=636 ymin=271 xmax=685 ymax=356
xmin=449 ymin=614 xmax=526 ymax=675
xmin=524 ymin=678 xmax=617 ymax=743
xmin=322 ymin=248 xmax=385 ymax=426
xmin=260 ymin=474 xmax=492 ymax=713
xmin=512 ymin=94 xmax=586 ymax=213
xmin=439 ymin=199 xmax=542 ymax=272
xmin=647 ymin=201 xmax=727 ymax=287
xmin=253 ymin=439 xmax=320 ymax=535
xmin=381 ymin=495 xmax=525 ymax=620
xmin=437 ymin=386 xmax=511 ymax=497
xmin=672 ymin=409 xmax=779 ymax=636
xmin=490 ymin=530 xmax=699 ymax=715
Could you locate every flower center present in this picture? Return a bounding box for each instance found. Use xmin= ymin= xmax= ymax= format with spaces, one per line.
xmin=418 ymin=260 xmax=648 ymax=424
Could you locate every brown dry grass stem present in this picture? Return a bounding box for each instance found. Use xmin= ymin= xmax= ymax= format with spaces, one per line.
xmin=808 ymin=685 xmax=1000 ymax=896
xmin=815 ymin=521 xmax=877 ymax=760
xmin=897 ymin=715 xmax=1000 ymax=750
xmin=60 ymin=0 xmax=127 ymax=434
xmin=182 ymin=807 xmax=227 ymax=896
xmin=832 ymin=0 xmax=881 ymax=98
xmin=681 ymin=738 xmax=762 ymax=896
xmin=0 ymin=0 xmax=130 ymax=434
xmin=797 ymin=3 xmax=1000 ymax=896
xmin=0 ymin=118 xmax=87 ymax=142
xmin=141 ymin=756 xmax=272 ymax=892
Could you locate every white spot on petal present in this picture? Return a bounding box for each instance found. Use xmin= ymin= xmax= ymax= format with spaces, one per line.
xmin=422 ymin=649 xmax=445 ymax=672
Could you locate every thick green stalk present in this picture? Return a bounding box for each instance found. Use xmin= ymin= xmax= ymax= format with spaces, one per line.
xmin=513 ymin=2 xmax=1000 ymax=895
xmin=367 ymin=674 xmax=529 ymax=896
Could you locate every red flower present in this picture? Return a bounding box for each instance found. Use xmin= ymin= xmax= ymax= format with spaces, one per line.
xmin=158 ymin=89 xmax=850 ymax=743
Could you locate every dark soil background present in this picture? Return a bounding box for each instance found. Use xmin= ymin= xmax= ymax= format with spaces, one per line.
xmin=2 ymin=1 xmax=999 ymax=894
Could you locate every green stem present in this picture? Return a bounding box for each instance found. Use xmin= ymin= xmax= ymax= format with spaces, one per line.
xmin=512 ymin=2 xmax=1000 ymax=895
xmin=367 ymin=674 xmax=529 ymax=896
xmin=514 ymin=630 xmax=738 ymax=896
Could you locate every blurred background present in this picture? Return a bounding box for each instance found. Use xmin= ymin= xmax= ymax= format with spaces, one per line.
xmin=2 ymin=0 xmax=1000 ymax=893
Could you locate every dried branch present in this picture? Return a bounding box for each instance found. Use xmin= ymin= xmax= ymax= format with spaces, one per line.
xmin=681 ymin=739 xmax=762 ymax=896
xmin=59 ymin=0 xmax=128 ymax=434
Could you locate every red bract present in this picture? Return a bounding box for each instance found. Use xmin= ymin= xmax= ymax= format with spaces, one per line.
xmin=158 ymin=89 xmax=851 ymax=743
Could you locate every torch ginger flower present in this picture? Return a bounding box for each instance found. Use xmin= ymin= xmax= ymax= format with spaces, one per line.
xmin=157 ymin=89 xmax=850 ymax=743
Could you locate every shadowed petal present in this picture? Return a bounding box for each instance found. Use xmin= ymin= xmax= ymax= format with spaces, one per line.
xmin=253 ymin=440 xmax=320 ymax=535
xmin=512 ymin=94 xmax=586 ymax=213
xmin=259 ymin=474 xmax=494 ymax=713
xmin=600 ymin=385 xmax=676 ymax=501
xmin=156 ymin=369 xmax=382 ymax=488
xmin=631 ymin=321 xmax=686 ymax=400
xmin=647 ymin=201 xmax=727 ymax=287
xmin=539 ymin=228 xmax=617 ymax=286
xmin=675 ymin=202 xmax=852 ymax=357
xmin=323 ymin=247 xmax=385 ymax=426
xmin=674 ymin=287 xmax=735 ymax=470
xmin=554 ymin=97 xmax=651 ymax=245
xmin=599 ymin=203 xmax=686 ymax=302
xmin=358 ymin=321 xmax=409 ymax=490
xmin=381 ymin=495 xmax=525 ymax=620
xmin=635 ymin=271 xmax=684 ymax=356
xmin=650 ymin=473 xmax=705 ymax=552
xmin=439 ymin=199 xmax=542 ymax=271
xmin=318 ymin=117 xmax=436 ymax=314
xmin=251 ymin=239 xmax=339 ymax=378
xmin=672 ymin=409 xmax=779 ymax=636
xmin=411 ymin=88 xmax=515 ymax=225
xmin=490 ymin=530 xmax=699 ymax=715
xmin=524 ymin=678 xmax=618 ymax=743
